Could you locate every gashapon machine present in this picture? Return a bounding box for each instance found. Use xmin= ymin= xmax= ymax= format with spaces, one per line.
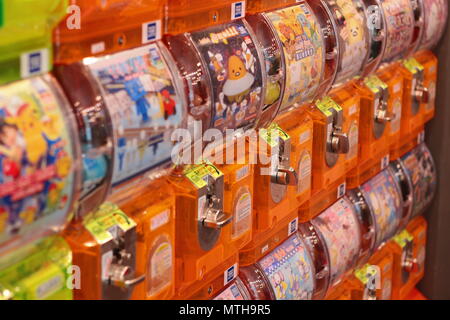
xmin=298 ymin=0 xmax=360 ymax=221
xmin=0 ymin=0 xmax=67 ymax=85
xmin=239 ymin=232 xmax=318 ymax=300
xmin=53 ymin=0 xmax=185 ymax=300
xmin=394 ymin=0 xmax=448 ymax=159
xmin=374 ymin=0 xmax=421 ymax=160
xmin=0 ymin=71 xmax=80 ymax=300
xmin=346 ymin=0 xmax=392 ymax=187
xmin=164 ymin=0 xmax=260 ymax=299
xmin=0 ymin=0 xmax=80 ymax=300
xmin=315 ymin=0 xmax=370 ymax=183
xmin=388 ymin=143 xmax=436 ymax=299
xmin=239 ymin=0 xmax=320 ymax=266
xmin=300 ymin=197 xmax=363 ymax=299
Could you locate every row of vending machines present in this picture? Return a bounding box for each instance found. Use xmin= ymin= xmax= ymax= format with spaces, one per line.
xmin=0 ymin=0 xmax=446 ymax=300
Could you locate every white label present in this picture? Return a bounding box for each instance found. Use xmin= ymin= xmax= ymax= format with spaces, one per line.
xmin=142 ymin=20 xmax=162 ymax=44
xmin=288 ymin=218 xmax=299 ymax=236
xmin=261 ymin=244 xmax=269 ymax=254
xmin=20 ymin=48 xmax=49 ymax=78
xmin=391 ymin=99 xmax=402 ymax=133
xmin=299 ymin=130 xmax=311 ymax=144
xmin=298 ymin=152 xmax=312 ymax=194
xmin=231 ymin=2 xmax=246 ymax=19
xmin=394 ymin=82 xmax=402 ymax=93
xmin=150 ymin=209 xmax=170 ymax=231
xmin=224 ymin=263 xmax=238 ymax=286
xmin=36 ymin=275 xmax=63 ymax=300
xmin=349 ymin=104 xmax=357 ymax=116
xmin=91 ymin=42 xmax=106 ymax=55
xmin=236 ymin=165 xmax=250 ymax=182
xmin=198 ymin=195 xmax=207 ymax=221
xmin=101 ymin=251 xmax=114 ymax=281
xmin=381 ymin=155 xmax=390 ymax=170
xmin=417 ymin=131 xmax=425 ymax=144
xmin=337 ymin=182 xmax=346 ymax=198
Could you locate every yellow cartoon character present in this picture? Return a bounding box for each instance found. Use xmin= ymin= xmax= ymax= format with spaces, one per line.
xmin=19 ymin=205 xmax=37 ymax=225
xmin=223 ymin=55 xmax=255 ymax=104
xmin=8 ymin=101 xmax=47 ymax=171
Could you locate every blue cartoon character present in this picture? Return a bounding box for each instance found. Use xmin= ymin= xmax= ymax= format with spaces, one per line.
xmin=124 ymin=78 xmax=151 ymax=124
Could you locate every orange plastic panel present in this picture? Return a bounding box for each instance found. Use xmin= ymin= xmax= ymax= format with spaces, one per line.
xmin=240 ymin=210 xmax=299 ymax=266
xmin=166 ymin=0 xmax=246 ymax=34
xmin=62 ymin=178 xmax=175 ymax=300
xmin=246 ymin=0 xmax=297 ymax=13
xmin=54 ymin=0 xmax=165 ymax=64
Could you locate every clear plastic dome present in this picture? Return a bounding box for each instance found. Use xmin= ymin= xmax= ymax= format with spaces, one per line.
xmin=83 ymin=43 xmax=187 ymax=188
xmin=379 ymin=0 xmax=416 ymax=63
xmin=311 ymin=197 xmax=362 ymax=287
xmin=321 ymin=0 xmax=371 ymax=85
xmin=0 ymin=74 xmax=81 ymax=253
xmin=400 ymin=143 xmax=437 ymax=219
xmin=184 ymin=20 xmax=266 ymax=133
xmin=250 ymin=2 xmax=330 ymax=114
xmin=419 ymin=0 xmax=448 ymax=50
xmin=360 ymin=169 xmax=404 ymax=249
xmin=239 ymin=233 xmax=316 ymax=300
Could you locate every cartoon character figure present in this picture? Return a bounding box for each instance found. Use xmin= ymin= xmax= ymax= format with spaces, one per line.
xmin=273 ymin=271 xmax=288 ymax=299
xmin=124 ymin=78 xmax=151 ymax=124
xmin=0 ymin=119 xmax=25 ymax=181
xmin=278 ymin=22 xmax=298 ymax=60
xmin=161 ymin=89 xmax=177 ymax=120
xmin=223 ymin=55 xmax=255 ymax=104
xmin=10 ymin=102 xmax=48 ymax=171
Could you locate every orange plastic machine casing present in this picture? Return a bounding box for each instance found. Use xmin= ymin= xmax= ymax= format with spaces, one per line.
xmin=166 ymin=0 xmax=247 ymax=35
xmin=62 ymin=178 xmax=176 ymax=300
xmin=345 ymin=245 xmax=394 ymax=300
xmin=53 ymin=0 xmax=166 ymax=64
xmin=246 ymin=0 xmax=297 ymax=14
xmin=300 ymin=89 xmax=360 ymax=222
xmin=325 ymin=281 xmax=352 ymax=300
xmin=168 ymin=144 xmax=253 ymax=298
xmin=239 ymin=108 xmax=313 ymax=266
xmin=376 ymin=63 xmax=405 ymax=160
xmin=348 ymin=75 xmax=393 ymax=188
xmin=183 ymin=253 xmax=240 ymax=300
xmin=392 ymin=50 xmax=438 ymax=160
xmin=390 ymin=216 xmax=427 ymax=300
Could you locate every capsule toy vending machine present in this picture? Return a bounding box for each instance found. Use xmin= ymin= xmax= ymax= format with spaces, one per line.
xmin=395 ymin=0 xmax=448 ymax=159
xmin=373 ymin=0 xmax=423 ymax=159
xmin=0 ymin=76 xmax=80 ymax=299
xmin=239 ymin=0 xmax=321 ymax=266
xmin=346 ymin=0 xmax=393 ymax=187
xmin=165 ymin=0 xmax=265 ymax=299
xmin=239 ymin=232 xmax=318 ymax=300
xmin=388 ymin=143 xmax=436 ymax=299
xmin=320 ymin=0 xmax=371 ymax=176
xmin=299 ymin=0 xmax=362 ymax=221
xmin=53 ymin=0 xmax=185 ymax=300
